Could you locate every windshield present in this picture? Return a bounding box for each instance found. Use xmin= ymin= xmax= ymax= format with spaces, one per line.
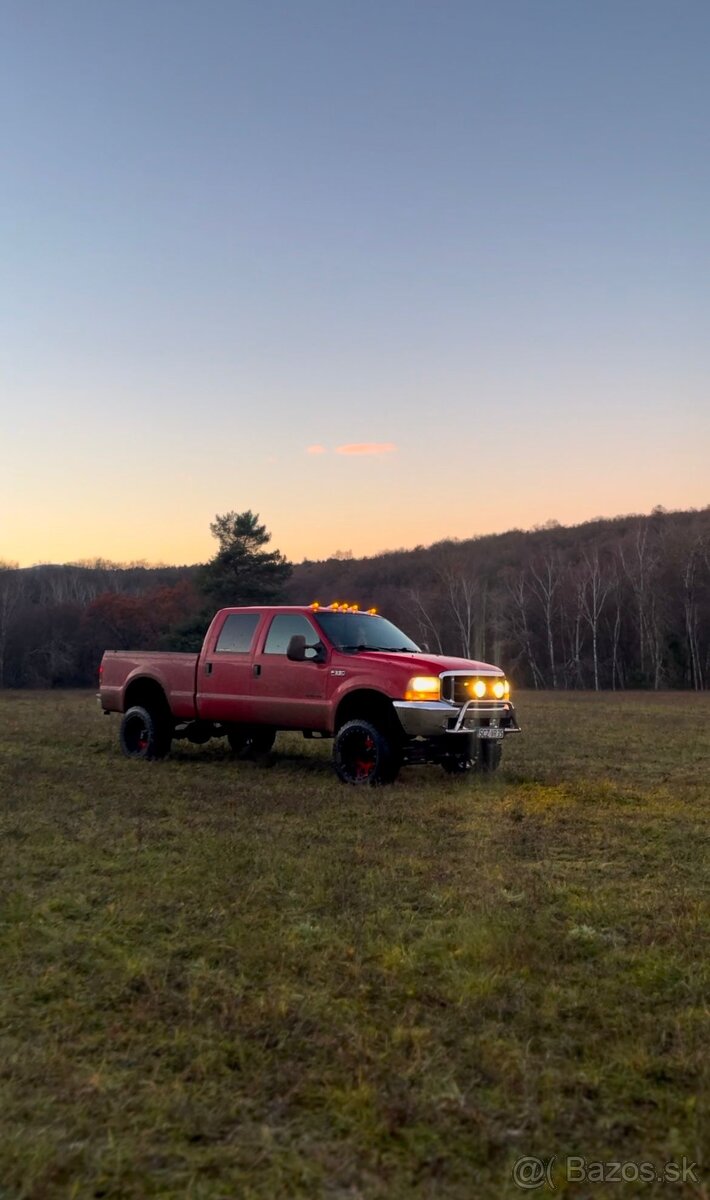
xmin=314 ymin=611 xmax=420 ymax=653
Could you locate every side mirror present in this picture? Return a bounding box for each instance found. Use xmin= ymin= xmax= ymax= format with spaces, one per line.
xmin=287 ymin=634 xmax=307 ymax=661
xmin=287 ymin=635 xmax=327 ymax=663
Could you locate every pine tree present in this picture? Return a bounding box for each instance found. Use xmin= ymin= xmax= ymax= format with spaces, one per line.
xmin=198 ymin=511 xmax=292 ymax=608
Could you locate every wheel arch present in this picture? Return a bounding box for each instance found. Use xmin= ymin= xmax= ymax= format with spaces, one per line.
xmin=333 ymin=687 xmax=401 ymax=735
xmin=123 ymin=675 xmax=171 ymax=719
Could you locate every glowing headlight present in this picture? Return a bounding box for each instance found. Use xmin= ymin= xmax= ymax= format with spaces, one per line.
xmin=492 ymin=680 xmax=505 ymax=699
xmin=405 ymin=676 xmax=441 ymax=701
xmin=472 ymin=679 xmax=487 ymax=698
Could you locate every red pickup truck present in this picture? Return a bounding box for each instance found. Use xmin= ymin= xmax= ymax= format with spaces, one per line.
xmin=99 ymin=604 xmax=521 ymax=783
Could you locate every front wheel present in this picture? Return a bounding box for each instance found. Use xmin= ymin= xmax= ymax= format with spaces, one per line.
xmin=119 ymin=705 xmax=172 ymax=760
xmin=333 ymin=719 xmax=402 ymax=785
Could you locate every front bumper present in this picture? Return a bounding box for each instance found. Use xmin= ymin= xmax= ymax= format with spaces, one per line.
xmin=393 ymin=699 xmax=521 ymax=740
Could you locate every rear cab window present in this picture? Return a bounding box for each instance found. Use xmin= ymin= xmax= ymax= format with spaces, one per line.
xmin=214 ymin=612 xmax=261 ymax=653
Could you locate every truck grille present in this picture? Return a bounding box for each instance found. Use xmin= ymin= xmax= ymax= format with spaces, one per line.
xmin=442 ymin=675 xmax=499 ymax=704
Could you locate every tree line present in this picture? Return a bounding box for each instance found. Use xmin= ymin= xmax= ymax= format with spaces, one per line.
xmin=1 ymin=506 xmax=708 ymax=690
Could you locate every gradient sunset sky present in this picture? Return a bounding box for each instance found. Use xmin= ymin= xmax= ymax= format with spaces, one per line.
xmin=2 ymin=0 xmax=708 ymax=567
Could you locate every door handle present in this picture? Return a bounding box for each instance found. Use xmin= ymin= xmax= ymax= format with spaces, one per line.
xmin=253 ymin=664 xmax=261 ymax=677
xmin=205 ymin=662 xmax=213 ymax=675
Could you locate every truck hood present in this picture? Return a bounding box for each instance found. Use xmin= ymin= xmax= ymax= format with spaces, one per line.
xmin=338 ymin=650 xmax=504 ymax=675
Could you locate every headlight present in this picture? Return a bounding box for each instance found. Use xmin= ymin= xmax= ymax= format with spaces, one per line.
xmin=492 ymin=680 xmax=505 ymax=699
xmin=404 ymin=675 xmax=441 ymax=701
xmin=472 ymin=679 xmax=487 ymax=698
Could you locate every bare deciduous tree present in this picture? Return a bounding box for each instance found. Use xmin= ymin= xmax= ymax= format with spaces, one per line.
xmin=529 ymin=552 xmax=561 ymax=688
xmin=578 ymin=549 xmax=613 ymax=691
xmin=408 ymin=588 xmax=444 ymax=653
xmin=503 ymin=569 xmax=545 ymax=688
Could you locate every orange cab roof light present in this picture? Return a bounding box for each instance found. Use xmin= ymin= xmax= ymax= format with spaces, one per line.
xmin=314 ymin=601 xmax=379 ymax=614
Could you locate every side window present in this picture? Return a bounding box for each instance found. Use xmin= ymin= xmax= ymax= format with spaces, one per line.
xmin=215 ymin=613 xmax=260 ymax=653
xmin=263 ymin=614 xmax=319 ymax=656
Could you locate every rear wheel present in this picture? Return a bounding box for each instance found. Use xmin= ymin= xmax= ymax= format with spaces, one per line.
xmin=120 ymin=705 xmax=172 ymax=760
xmin=227 ymin=726 xmax=276 ymax=758
xmin=333 ymin=719 xmax=402 ymax=785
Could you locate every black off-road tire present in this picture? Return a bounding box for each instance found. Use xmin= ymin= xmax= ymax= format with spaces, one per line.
xmin=119 ymin=704 xmax=172 ymax=760
xmin=478 ymin=739 xmax=503 ymax=773
xmin=333 ymin=719 xmax=402 ymax=785
xmin=227 ymin=726 xmax=276 ymax=759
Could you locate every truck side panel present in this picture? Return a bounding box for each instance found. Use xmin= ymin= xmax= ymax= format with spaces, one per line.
xmin=100 ymin=651 xmax=198 ymax=720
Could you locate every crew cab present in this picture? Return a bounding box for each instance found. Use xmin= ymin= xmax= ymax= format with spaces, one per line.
xmin=99 ymin=604 xmax=521 ymax=783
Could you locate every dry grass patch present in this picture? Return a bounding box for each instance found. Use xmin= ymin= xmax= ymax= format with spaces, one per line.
xmin=0 ymin=690 xmax=708 ymax=1198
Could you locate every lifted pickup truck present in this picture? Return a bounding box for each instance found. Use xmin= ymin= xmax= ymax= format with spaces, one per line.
xmin=99 ymin=604 xmax=520 ymax=783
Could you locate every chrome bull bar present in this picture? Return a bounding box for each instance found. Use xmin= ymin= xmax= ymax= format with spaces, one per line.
xmin=450 ymin=698 xmax=521 ymax=734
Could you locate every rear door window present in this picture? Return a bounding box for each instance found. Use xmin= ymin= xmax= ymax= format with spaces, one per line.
xmin=215 ymin=613 xmax=260 ymax=653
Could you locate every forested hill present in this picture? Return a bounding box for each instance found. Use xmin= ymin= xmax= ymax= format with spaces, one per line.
xmin=0 ymin=563 xmax=198 ymax=689
xmin=1 ymin=506 xmax=708 ymax=689
xmin=286 ymin=507 xmax=710 ymax=691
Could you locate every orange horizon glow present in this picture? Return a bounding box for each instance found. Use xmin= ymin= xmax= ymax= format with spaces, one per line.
xmin=4 ymin=490 xmax=709 ymax=570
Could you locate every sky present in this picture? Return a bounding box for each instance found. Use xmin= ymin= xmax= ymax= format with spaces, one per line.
xmin=1 ymin=0 xmax=708 ymax=567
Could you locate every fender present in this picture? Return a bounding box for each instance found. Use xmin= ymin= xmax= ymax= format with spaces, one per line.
xmin=329 ymin=682 xmax=399 ymax=735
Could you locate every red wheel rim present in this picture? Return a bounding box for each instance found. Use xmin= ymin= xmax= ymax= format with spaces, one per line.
xmin=344 ymin=731 xmax=377 ymax=781
xmin=125 ymin=715 xmax=150 ymax=756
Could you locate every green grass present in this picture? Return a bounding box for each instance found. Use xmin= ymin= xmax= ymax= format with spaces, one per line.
xmin=0 ymin=690 xmax=708 ymax=1198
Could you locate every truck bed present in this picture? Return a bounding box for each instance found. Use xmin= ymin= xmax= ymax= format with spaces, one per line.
xmin=100 ymin=651 xmax=199 ymax=720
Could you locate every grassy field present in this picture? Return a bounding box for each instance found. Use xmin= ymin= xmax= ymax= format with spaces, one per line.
xmin=0 ymin=690 xmax=708 ymax=1199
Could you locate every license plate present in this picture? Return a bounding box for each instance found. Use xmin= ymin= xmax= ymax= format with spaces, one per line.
xmin=477 ymin=727 xmax=505 ymax=740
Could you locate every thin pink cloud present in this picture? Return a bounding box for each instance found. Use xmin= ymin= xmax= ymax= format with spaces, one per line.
xmin=306 ymin=444 xmax=327 ymax=455
xmin=335 ymin=443 xmax=398 ymax=456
